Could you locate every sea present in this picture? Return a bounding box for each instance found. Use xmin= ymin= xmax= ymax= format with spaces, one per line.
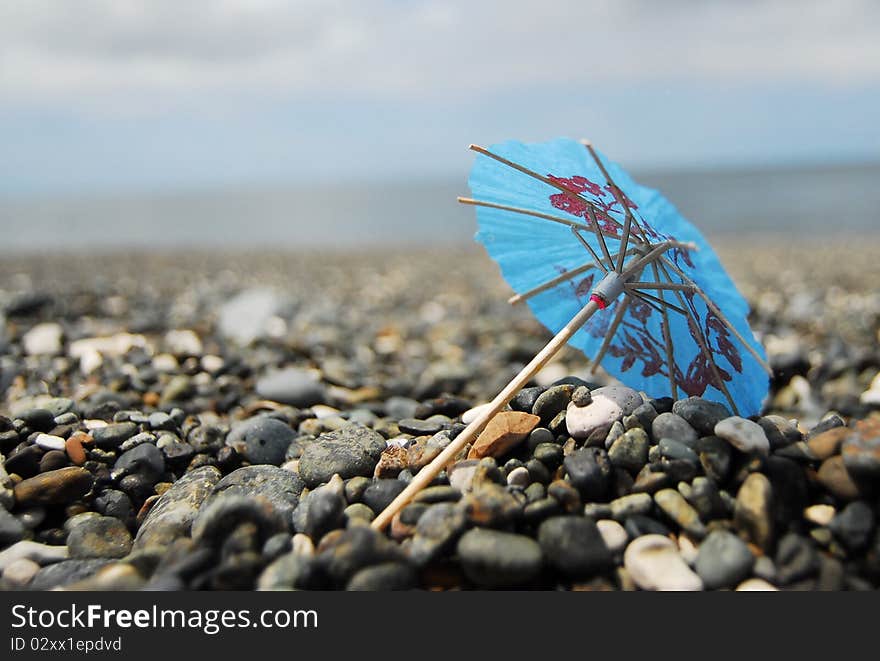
xmin=1 ymin=163 xmax=878 ymax=254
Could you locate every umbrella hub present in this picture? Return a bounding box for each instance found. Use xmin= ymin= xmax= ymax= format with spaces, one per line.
xmin=590 ymin=271 xmax=632 ymax=309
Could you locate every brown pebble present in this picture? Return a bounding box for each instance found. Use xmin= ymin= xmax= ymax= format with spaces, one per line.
xmin=468 ymin=411 xmax=540 ymax=460
xmin=143 ymin=392 xmax=160 ymax=407
xmin=807 ymin=427 xmax=851 ymax=461
xmin=12 ymin=467 xmax=93 ymax=506
xmin=65 ymin=434 xmax=88 ymax=465
xmin=817 ymin=455 xmax=861 ymax=500
xmin=136 ymin=494 xmax=161 ymax=526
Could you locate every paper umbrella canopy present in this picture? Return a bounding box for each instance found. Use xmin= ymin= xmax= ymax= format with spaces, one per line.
xmin=461 ymin=138 xmax=771 ymax=417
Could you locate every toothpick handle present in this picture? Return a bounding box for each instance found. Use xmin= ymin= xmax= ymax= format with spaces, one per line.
xmin=371 ymin=299 xmax=601 ymax=531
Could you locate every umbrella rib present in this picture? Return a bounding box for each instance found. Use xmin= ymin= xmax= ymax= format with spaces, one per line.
xmin=588 ymin=295 xmax=631 ymax=375
xmin=625 ymin=282 xmax=697 ymax=292
xmin=660 ymin=256 xmax=773 ymax=376
xmin=626 ymin=289 xmax=688 ymax=316
xmin=510 ymin=246 xmax=643 ymax=305
xmin=508 ymin=261 xmax=598 ymax=305
xmin=571 ymin=226 xmax=610 ymax=273
xmin=655 ymin=260 xmax=740 ymax=415
xmin=650 ymin=260 xmax=678 ymax=400
xmin=458 ymin=197 xmax=618 ymax=239
xmin=585 ymin=205 xmax=616 ymax=271
xmin=468 ymin=145 xmax=643 ymax=243
xmin=621 ymin=240 xmax=697 ymax=278
xmin=583 ymin=141 xmax=642 ymax=272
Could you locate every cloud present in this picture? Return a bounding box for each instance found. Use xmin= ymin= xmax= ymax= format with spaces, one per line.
xmin=1 ymin=0 xmax=878 ymax=114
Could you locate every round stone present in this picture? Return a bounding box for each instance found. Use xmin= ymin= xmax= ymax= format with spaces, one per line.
xmin=457 ymin=528 xmax=543 ymax=587
xmin=537 ymin=515 xmax=612 ymax=576
xmin=225 ymin=416 xmax=296 ymax=465
xmin=694 ymin=530 xmax=754 ymax=589
xmin=652 ymin=412 xmax=698 ymax=445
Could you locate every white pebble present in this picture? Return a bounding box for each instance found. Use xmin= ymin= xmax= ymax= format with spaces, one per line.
xmin=714 ymin=416 xmax=770 ymax=455
xmin=736 ymin=578 xmax=778 ymax=591
xmin=164 ymin=329 xmax=203 ymax=356
xmin=23 ymin=323 xmax=63 ymax=356
xmin=624 ymin=534 xmax=703 ymax=591
xmin=565 ymin=397 xmax=623 ymax=440
xmin=2 ymin=557 xmax=41 ymax=588
xmin=597 ymin=519 xmax=628 ymax=553
xmin=34 ymin=433 xmax=66 ymax=451
xmin=201 ymin=354 xmax=225 ymax=373
xmin=804 ymin=504 xmax=836 ymax=526
xmin=506 ymin=466 xmax=531 ymax=488
xmin=152 ymin=353 xmax=179 ymax=372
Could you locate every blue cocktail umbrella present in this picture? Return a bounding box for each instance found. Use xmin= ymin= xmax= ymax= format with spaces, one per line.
xmin=462 ymin=137 xmax=770 ymax=415
xmin=372 ymin=137 xmax=770 ymax=530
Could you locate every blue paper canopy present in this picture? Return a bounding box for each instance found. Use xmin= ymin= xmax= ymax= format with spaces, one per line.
xmin=466 ymin=138 xmax=769 ymax=416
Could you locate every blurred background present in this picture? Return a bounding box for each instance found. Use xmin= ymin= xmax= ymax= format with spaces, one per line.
xmin=1 ymin=0 xmax=878 ymax=253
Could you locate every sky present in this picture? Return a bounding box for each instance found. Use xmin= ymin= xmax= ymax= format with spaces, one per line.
xmin=1 ymin=0 xmax=879 ymax=197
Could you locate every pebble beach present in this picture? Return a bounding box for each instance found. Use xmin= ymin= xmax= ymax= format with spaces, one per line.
xmin=1 ymin=237 xmax=879 ymax=591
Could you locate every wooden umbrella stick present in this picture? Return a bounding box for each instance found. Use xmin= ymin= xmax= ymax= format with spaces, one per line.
xmin=371 ymin=298 xmax=602 ymax=531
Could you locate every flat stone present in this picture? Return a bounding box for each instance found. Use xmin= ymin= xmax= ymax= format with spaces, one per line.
xmin=13 ymin=467 xmax=93 ymax=506
xmin=672 ymin=397 xmax=731 ymax=436
xmin=714 ymin=416 xmax=770 ymax=455
xmin=298 ymin=426 xmax=386 ymax=488
xmin=694 ymin=530 xmax=754 ymax=589
xmin=623 ymin=534 xmax=702 ymax=591
xmin=34 ymin=433 xmax=66 ymax=451
xmin=468 ymin=411 xmax=540 ymax=460
xmin=734 ymin=472 xmax=774 ymax=550
xmin=457 ymin=528 xmax=543 ymax=587
xmin=133 ymin=466 xmax=221 ymax=550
